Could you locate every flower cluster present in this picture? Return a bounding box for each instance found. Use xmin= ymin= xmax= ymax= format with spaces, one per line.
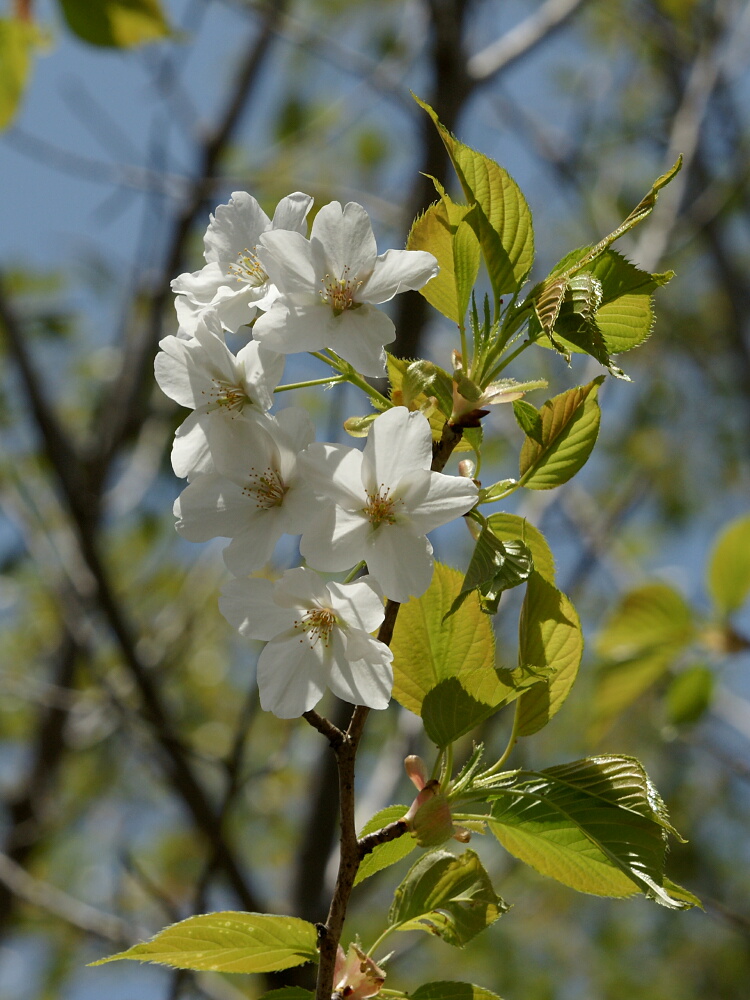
xmin=156 ymin=191 xmax=478 ymax=718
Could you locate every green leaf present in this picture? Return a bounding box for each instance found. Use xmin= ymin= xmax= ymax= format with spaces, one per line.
xmin=415 ymin=96 xmax=534 ymax=298
xmin=355 ymin=805 xmax=415 ymax=886
xmin=595 ymin=583 xmax=695 ymax=659
xmin=532 ymin=250 xmax=672 ymax=373
xmin=487 ymin=756 xmax=694 ymax=908
xmin=485 ymin=513 xmax=555 ymax=583
xmin=89 ymin=912 xmax=319 ymax=973
xmin=707 ymin=513 xmax=750 ymax=616
xmin=258 ymin=990 xmax=314 ymax=1000
xmin=391 ymin=562 xmax=496 ymax=717
xmin=453 ymin=218 xmax=482 ymax=324
xmin=388 ymin=850 xmax=508 ymax=946
xmin=448 ymin=527 xmax=533 ymax=617
xmin=519 ymin=378 xmax=604 ymax=490
xmin=516 ymin=572 xmax=583 ymax=737
xmin=0 ymin=18 xmax=38 ymax=130
xmin=407 ymin=201 xmax=463 ymax=325
xmin=59 ymin=0 xmax=171 ymax=47
xmin=477 ymin=479 xmax=518 ymax=504
xmin=392 ymin=564 xmax=541 ymax=746
xmin=512 ymin=399 xmax=543 ymax=443
xmin=412 ymin=984 xmax=505 ymax=1000
xmin=590 ymin=648 xmax=679 ymax=743
xmin=666 ymin=664 xmax=714 ymax=726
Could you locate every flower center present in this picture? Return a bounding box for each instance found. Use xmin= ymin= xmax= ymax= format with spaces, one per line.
xmin=294 ymin=606 xmax=338 ymax=648
xmin=203 ymin=377 xmax=251 ymax=413
xmin=320 ymin=266 xmax=362 ymax=316
xmin=243 ymin=467 xmax=287 ymax=509
xmin=229 ymin=247 xmax=268 ymax=287
xmin=364 ymin=485 xmax=400 ymax=526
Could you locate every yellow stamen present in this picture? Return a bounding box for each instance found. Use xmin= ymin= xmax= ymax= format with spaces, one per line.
xmin=294 ymin=607 xmax=337 ymax=648
xmin=363 ymin=485 xmax=400 ymax=526
xmin=320 ymin=265 xmax=362 ymax=315
xmin=243 ymin=467 xmax=287 ymax=509
xmin=229 ymin=247 xmax=268 ymax=287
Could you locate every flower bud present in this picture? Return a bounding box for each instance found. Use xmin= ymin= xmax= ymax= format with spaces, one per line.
xmin=333 ymin=943 xmax=386 ymax=1000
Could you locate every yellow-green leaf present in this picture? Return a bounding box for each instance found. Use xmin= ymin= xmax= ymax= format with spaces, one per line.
xmin=89 ymin=912 xmax=318 ymax=973
xmin=516 ymin=572 xmax=583 ymax=737
xmin=707 ymin=513 xmax=750 ymax=616
xmin=59 ymin=0 xmax=171 ymax=48
xmin=415 ymin=95 xmax=534 ymax=297
xmin=0 ymin=18 xmax=38 ymax=130
xmin=388 ymin=850 xmax=508 ymax=946
xmin=412 ymin=985 xmax=505 ymax=1000
xmin=485 ymin=513 xmax=555 ymax=583
xmin=355 ymin=804 xmax=415 ymax=886
xmin=391 ymin=562 xmax=496 ymax=717
xmin=595 ymin=582 xmax=695 ymax=659
xmin=519 ymin=378 xmax=604 ymax=490
xmin=407 ymin=201 xmax=462 ymax=324
xmin=590 ymin=648 xmax=678 ymax=743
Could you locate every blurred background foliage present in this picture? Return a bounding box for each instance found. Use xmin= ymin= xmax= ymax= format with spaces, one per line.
xmin=0 ymin=1 xmax=749 ymax=999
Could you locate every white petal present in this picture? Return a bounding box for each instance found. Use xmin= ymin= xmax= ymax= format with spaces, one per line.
xmin=174 ymin=475 xmax=254 ymax=540
xmin=219 ymin=577 xmax=293 ymax=639
xmin=299 ymin=442 xmax=365 ymax=509
xmin=257 ymin=635 xmax=328 ymax=718
xmin=171 ymin=411 xmax=213 ymax=480
xmin=204 ymin=192 xmax=270 ymax=263
xmin=154 ymin=336 xmax=199 ymax=408
xmin=255 ymin=230 xmax=320 ymax=302
xmin=362 ymin=407 xmax=432 ymax=493
xmin=273 ymin=566 xmax=332 ymax=610
xmin=310 ymin=201 xmax=377 ymax=279
xmin=252 ymin=300 xmax=329 ymax=356
xmin=323 ymin=306 xmax=392 ymax=377
xmin=365 ymin=527 xmax=434 ymax=603
xmin=208 ymin=414 xmax=278 ymax=483
xmin=360 ymin=249 xmax=439 ymax=304
xmin=223 ymin=515 xmax=283 ymax=574
xmin=396 ymin=468 xmax=478 ymax=534
xmin=271 ymin=191 xmax=314 ymax=234
xmin=326 ymin=631 xmax=393 ymax=710
xmin=327 ymin=577 xmax=386 ymax=634
xmin=299 ymin=506 xmax=370 ymax=572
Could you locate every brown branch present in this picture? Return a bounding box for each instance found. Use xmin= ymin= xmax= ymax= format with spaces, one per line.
xmin=358 ymin=820 xmax=408 ymax=859
xmin=303 ymin=709 xmax=346 ymax=748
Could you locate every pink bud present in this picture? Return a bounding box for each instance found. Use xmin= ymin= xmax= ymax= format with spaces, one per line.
xmin=333 ymin=943 xmax=386 ymax=1000
xmin=404 ymin=754 xmax=429 ymax=791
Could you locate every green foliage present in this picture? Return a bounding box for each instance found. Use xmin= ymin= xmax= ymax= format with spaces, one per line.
xmin=590 ymin=582 xmax=696 ymax=739
xmin=414 ymin=96 xmax=534 ymax=300
xmin=411 ymin=984 xmax=505 ymax=1000
xmin=516 ymin=572 xmax=583 ymax=737
xmin=707 ymin=513 xmax=750 ymax=616
xmin=666 ymin=664 xmax=714 ymax=726
xmin=391 ymin=563 xmax=546 ymax=746
xmin=486 ymin=756 xmax=696 ymax=908
xmin=90 ymin=912 xmax=319 ymax=973
xmin=58 ymin=0 xmax=171 ymax=47
xmin=355 ymin=805 xmax=415 ymax=886
xmin=485 ymin=513 xmax=556 ymax=583
xmin=448 ymin=524 xmax=533 ymax=617
xmin=407 ymin=195 xmax=481 ymax=326
xmin=388 ymin=850 xmax=508 ymax=946
xmin=0 ymin=17 xmax=39 ymax=130
xmin=518 ymin=378 xmax=605 ymax=490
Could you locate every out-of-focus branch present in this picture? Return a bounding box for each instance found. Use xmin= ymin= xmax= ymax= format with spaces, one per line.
xmin=467 ymin=0 xmax=590 ymax=81
xmin=95 ymin=0 xmax=290 ymax=467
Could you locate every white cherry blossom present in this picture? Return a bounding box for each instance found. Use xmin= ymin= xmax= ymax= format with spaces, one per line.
xmin=252 ymin=201 xmax=438 ymax=376
xmin=171 ymin=191 xmax=313 ymax=335
xmin=173 ymin=407 xmax=319 ymax=574
xmin=299 ymin=406 xmax=478 ymax=603
xmin=219 ymin=568 xmax=393 ymax=718
xmin=154 ymin=311 xmax=284 ymax=480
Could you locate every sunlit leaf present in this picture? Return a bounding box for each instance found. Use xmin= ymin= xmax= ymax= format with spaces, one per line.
xmin=485 ymin=513 xmax=556 ymax=584
xmin=415 ymin=95 xmax=534 ymax=298
xmin=90 ymin=912 xmax=319 ymax=973
xmin=0 ymin=18 xmax=38 ymax=130
xmin=387 ymin=355 xmax=473 ymax=453
xmin=59 ymin=0 xmax=171 ymax=47
xmin=666 ymin=664 xmax=714 ymax=726
xmin=519 ymin=378 xmax=604 ymax=490
xmin=411 ymin=984 xmax=505 ymax=1000
xmin=707 ymin=513 xmax=750 ymax=616
xmin=516 ymin=572 xmax=583 ymax=737
xmin=487 ymin=756 xmax=694 ymax=908
xmin=388 ymin=850 xmax=508 ymax=946
xmin=595 ymin=583 xmax=695 ymax=659
xmin=355 ymin=805 xmax=415 ymax=886
xmin=447 ymin=526 xmax=533 ymax=617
